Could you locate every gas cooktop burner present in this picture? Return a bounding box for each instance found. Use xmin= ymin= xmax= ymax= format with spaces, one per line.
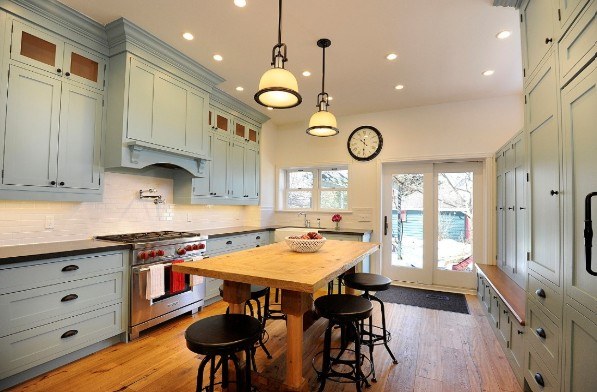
xmin=96 ymin=231 xmax=201 ymax=243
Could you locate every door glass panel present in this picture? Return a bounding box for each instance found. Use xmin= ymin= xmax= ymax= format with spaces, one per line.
xmin=70 ymin=52 xmax=98 ymax=82
xmin=437 ymin=172 xmax=474 ymax=271
xmin=249 ymin=128 xmax=257 ymax=142
xmin=20 ymin=32 xmax=56 ymax=67
xmin=391 ymin=174 xmax=424 ymax=269
xmin=216 ymin=115 xmax=228 ymax=131
xmin=235 ymin=123 xmax=245 ymax=138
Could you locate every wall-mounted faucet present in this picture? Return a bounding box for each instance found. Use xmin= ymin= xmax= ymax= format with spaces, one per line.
xmin=140 ymin=189 xmax=165 ymax=204
xmin=298 ymin=212 xmax=308 ymax=228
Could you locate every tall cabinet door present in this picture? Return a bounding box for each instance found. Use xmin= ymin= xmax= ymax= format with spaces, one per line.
xmin=563 ymin=304 xmax=597 ymax=392
xmin=244 ymin=147 xmax=259 ymax=199
xmin=562 ymin=62 xmax=597 ymax=313
xmin=229 ymin=143 xmax=245 ymax=198
xmin=57 ymin=84 xmax=103 ymax=190
xmin=521 ymin=0 xmax=556 ymax=82
xmin=126 ymin=58 xmax=155 ymax=143
xmin=152 ymin=73 xmax=188 ymax=150
xmin=2 ymin=65 xmax=60 ymax=187
xmin=185 ymin=89 xmax=209 ymax=157
xmin=528 ymin=53 xmax=562 ymax=286
xmin=496 ymin=154 xmax=506 ymax=268
xmin=505 ymin=170 xmax=517 ymax=272
xmin=209 ymin=134 xmax=229 ymax=197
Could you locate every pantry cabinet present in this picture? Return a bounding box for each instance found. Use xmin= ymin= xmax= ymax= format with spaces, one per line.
xmin=520 ymin=0 xmax=557 ymax=84
xmin=0 ymin=12 xmax=107 ymax=202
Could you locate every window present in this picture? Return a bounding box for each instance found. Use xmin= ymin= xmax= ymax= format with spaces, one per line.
xmin=283 ymin=167 xmax=349 ymax=210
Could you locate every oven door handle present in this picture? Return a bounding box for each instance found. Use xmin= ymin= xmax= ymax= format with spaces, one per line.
xmin=134 ymin=262 xmax=173 ymax=273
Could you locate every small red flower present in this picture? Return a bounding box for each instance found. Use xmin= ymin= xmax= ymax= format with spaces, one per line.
xmin=331 ymin=214 xmax=342 ymax=223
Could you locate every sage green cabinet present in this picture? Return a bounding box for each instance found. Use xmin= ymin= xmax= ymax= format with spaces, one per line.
xmin=126 ymin=57 xmax=209 ymax=157
xmin=527 ymin=52 xmax=562 ymax=287
xmin=563 ymin=303 xmax=597 ymax=392
xmin=521 ymin=0 xmax=557 ymax=84
xmin=209 ymin=132 xmax=230 ymax=197
xmin=244 ymin=146 xmax=259 ymax=199
xmin=229 ymin=142 xmax=245 ymax=199
xmin=557 ymin=0 xmax=591 ymax=34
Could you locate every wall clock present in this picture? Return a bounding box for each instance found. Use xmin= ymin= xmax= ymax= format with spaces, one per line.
xmin=347 ymin=126 xmax=383 ymax=161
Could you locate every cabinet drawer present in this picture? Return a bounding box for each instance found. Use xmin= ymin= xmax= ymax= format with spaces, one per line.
xmin=0 ymin=272 xmax=123 ymax=337
xmin=489 ymin=288 xmax=501 ymax=328
xmin=0 ymin=303 xmax=122 ymax=379
xmin=527 ymin=273 xmax=562 ymax=320
xmin=525 ymin=346 xmax=559 ymax=392
xmin=510 ymin=321 xmax=525 ymax=369
xmin=0 ymin=252 xmax=125 ymax=294
xmin=527 ymin=300 xmax=561 ymax=377
xmin=207 ymin=235 xmax=247 ymax=254
xmin=559 ymin=0 xmax=596 ymax=86
xmin=205 ymin=277 xmax=223 ymax=300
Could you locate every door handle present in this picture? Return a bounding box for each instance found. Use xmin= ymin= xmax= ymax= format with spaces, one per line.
xmin=384 ymin=216 xmax=388 ymax=236
xmin=585 ymin=192 xmax=597 ymax=276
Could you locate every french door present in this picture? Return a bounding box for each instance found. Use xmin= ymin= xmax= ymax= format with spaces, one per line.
xmin=381 ymin=162 xmax=483 ymax=289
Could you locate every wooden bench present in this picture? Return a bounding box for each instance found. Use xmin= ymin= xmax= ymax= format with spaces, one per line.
xmin=477 ymin=264 xmax=525 ymax=325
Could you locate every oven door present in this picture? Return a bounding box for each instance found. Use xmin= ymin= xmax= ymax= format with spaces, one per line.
xmin=131 ymin=260 xmax=205 ymax=327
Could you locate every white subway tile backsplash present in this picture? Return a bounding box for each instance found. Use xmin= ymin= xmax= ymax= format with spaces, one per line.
xmin=0 ymin=172 xmax=262 ymax=246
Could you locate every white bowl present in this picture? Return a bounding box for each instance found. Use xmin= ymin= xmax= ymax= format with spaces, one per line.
xmin=284 ymin=236 xmax=326 ymax=253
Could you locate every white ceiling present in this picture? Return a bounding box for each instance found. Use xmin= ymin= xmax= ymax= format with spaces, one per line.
xmin=58 ymin=0 xmax=523 ymax=126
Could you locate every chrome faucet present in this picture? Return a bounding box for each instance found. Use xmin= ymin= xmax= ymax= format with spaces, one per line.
xmin=298 ymin=212 xmax=308 ymax=228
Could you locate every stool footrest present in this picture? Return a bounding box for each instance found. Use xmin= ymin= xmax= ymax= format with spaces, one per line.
xmin=360 ymin=325 xmax=393 ymax=346
xmin=312 ymin=348 xmax=372 ymax=385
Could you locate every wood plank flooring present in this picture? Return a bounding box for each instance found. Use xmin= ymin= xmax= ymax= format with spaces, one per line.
xmin=8 ymin=294 xmax=521 ymax=392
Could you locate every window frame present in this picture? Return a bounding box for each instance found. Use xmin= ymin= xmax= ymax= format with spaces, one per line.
xmin=282 ymin=166 xmax=349 ymax=211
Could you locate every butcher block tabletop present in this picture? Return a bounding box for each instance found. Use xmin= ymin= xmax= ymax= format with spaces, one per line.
xmin=173 ymin=240 xmax=380 ymax=293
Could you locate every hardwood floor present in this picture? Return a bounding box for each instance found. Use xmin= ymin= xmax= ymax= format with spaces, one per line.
xmin=8 ymin=294 xmax=521 ymax=392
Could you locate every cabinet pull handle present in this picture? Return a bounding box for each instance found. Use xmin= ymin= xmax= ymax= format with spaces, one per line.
xmin=57 ymin=68 xmax=62 ymax=74
xmin=545 ymin=37 xmax=553 ymax=44
xmin=535 ymin=288 xmax=546 ymax=298
xmin=534 ymin=373 xmax=545 ymax=387
xmin=59 ymin=181 xmax=65 ymax=186
xmin=384 ymin=216 xmax=388 ymax=236
xmin=519 ymin=207 xmax=526 ymax=210
xmin=493 ymin=295 xmax=497 ymax=299
xmin=585 ymin=192 xmax=597 ymax=276
xmin=550 ymin=190 xmax=559 ymax=196
xmin=517 ymin=330 xmax=524 ymax=335
xmin=226 ymin=240 xmax=232 ymax=245
xmin=535 ymin=327 xmax=546 ymax=339
xmin=62 ymin=265 xmax=79 ymax=272
xmin=61 ymin=294 xmax=79 ymax=302
xmin=256 ymin=236 xmax=261 ymax=240
xmin=503 ymin=309 xmax=508 ymax=314
xmin=61 ymin=330 xmax=78 ymax=339
xmin=508 ymin=206 xmax=514 ymax=210
xmin=50 ymin=180 xmax=56 ymax=185
xmin=65 ymin=71 xmax=71 ymax=77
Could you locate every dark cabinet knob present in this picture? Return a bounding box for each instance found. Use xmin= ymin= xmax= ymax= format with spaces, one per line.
xmin=61 ymin=330 xmax=78 ymax=339
xmin=508 ymin=206 xmax=514 ymax=210
xmin=256 ymin=236 xmax=261 ymax=240
xmin=519 ymin=207 xmax=526 ymax=210
xmin=57 ymin=68 xmax=62 ymax=74
xmin=536 ymin=327 xmax=546 ymax=339
xmin=503 ymin=309 xmax=508 ymax=314
xmin=59 ymin=181 xmax=65 ymax=186
xmin=550 ymin=190 xmax=559 ymax=196
xmin=545 ymin=37 xmax=553 ymax=44
xmin=61 ymin=293 xmax=79 ymax=302
xmin=517 ymin=330 xmax=524 ymax=335
xmin=534 ymin=373 xmax=545 ymax=387
xmin=50 ymin=180 xmax=56 ymax=185
xmin=61 ymin=265 xmax=79 ymax=272
xmin=226 ymin=240 xmax=232 ymax=245
xmin=65 ymin=71 xmax=71 ymax=76
xmin=535 ymin=288 xmax=546 ymax=298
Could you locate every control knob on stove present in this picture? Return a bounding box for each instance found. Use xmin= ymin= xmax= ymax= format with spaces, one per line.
xmin=176 ymin=248 xmax=186 ymax=256
xmin=198 ymin=243 xmax=205 ymax=249
xmin=147 ymin=250 xmax=156 ymax=258
xmin=192 ymin=244 xmax=199 ymax=250
xmin=137 ymin=252 xmax=148 ymax=260
xmin=185 ymin=244 xmax=193 ymax=251
xmin=156 ymin=249 xmax=165 ymax=257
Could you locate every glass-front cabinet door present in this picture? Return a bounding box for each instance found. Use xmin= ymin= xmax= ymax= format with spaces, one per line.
xmin=247 ymin=124 xmax=260 ymax=147
xmin=63 ymin=44 xmax=106 ymax=90
xmin=11 ymin=21 xmax=64 ymax=76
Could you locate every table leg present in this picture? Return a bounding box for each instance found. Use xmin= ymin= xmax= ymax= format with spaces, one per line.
xmin=344 ymin=266 xmax=357 ymax=295
xmin=281 ymin=290 xmax=313 ymax=391
xmin=223 ymin=281 xmax=251 ymax=364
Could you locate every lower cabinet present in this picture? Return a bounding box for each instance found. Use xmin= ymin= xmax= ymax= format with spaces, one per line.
xmin=0 ymin=250 xmax=128 ymax=385
xmin=203 ymin=231 xmax=271 ymax=303
xmin=563 ymin=303 xmax=597 ymax=392
xmin=320 ymin=231 xmax=372 ymax=273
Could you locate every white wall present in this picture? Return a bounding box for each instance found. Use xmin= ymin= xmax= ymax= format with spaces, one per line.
xmin=271 ymin=94 xmax=524 ymax=272
xmin=0 ymin=171 xmax=261 ymax=247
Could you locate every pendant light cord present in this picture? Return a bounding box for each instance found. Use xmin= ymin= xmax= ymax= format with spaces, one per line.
xmin=277 ymin=0 xmax=283 ymax=45
xmin=321 ymin=44 xmax=326 ymax=95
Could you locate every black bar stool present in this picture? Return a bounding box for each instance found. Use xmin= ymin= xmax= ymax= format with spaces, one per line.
xmin=267 ymin=288 xmax=286 ymax=320
xmin=219 ymin=284 xmax=273 ymax=368
xmin=342 ymin=272 xmax=398 ymax=382
xmin=314 ymin=294 xmax=373 ymax=392
xmin=185 ymin=314 xmax=262 ymax=392
xmin=327 ymin=273 xmax=345 ymax=295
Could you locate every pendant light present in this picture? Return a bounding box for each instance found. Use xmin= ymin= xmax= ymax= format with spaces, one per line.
xmin=306 ymin=38 xmax=338 ymax=137
xmin=254 ymin=0 xmax=301 ymax=109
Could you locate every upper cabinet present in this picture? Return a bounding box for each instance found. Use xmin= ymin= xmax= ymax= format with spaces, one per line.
xmin=520 ymin=0 xmax=558 ymax=85
xmin=0 ymin=6 xmax=109 ymax=202
xmin=557 ymin=0 xmax=592 ymax=35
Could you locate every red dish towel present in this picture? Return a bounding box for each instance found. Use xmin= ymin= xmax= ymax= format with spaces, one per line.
xmin=170 ymin=259 xmax=186 ymax=293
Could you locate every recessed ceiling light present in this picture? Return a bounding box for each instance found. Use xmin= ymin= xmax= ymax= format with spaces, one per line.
xmin=213 ymin=54 xmax=223 ymax=62
xmin=496 ymin=30 xmax=511 ymax=39
xmin=394 ymin=84 xmax=404 ymax=90
xmin=386 ymin=53 xmax=398 ymax=61
xmin=267 ymin=107 xmax=273 ymax=111
xmin=482 ymin=70 xmax=495 ymax=76
xmin=302 ymin=71 xmax=311 ymax=77
xmin=182 ymin=32 xmax=194 ymax=41
xmin=234 ymin=0 xmax=247 ymax=7
xmin=235 ymin=86 xmax=244 ymax=92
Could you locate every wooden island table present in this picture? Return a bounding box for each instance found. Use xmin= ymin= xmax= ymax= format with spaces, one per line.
xmin=173 ymin=239 xmax=380 ymax=391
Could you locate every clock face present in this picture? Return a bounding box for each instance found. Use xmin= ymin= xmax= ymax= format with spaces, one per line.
xmin=347 ymin=126 xmax=383 ymax=161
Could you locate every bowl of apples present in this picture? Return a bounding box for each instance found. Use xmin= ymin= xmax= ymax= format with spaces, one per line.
xmin=285 ymin=232 xmax=326 ymax=253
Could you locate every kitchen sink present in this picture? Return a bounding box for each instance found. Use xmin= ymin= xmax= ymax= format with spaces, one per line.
xmin=274 ymin=227 xmax=319 ymax=242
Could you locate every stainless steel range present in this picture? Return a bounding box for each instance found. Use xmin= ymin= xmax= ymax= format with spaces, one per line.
xmin=96 ymin=231 xmax=207 ymax=340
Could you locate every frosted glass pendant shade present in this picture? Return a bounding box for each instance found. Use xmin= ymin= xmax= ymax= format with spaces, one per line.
xmin=306 ymin=110 xmax=339 ymax=137
xmin=255 ymin=68 xmax=301 ymax=108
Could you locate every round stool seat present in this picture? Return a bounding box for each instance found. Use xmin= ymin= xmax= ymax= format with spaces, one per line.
xmin=218 ymin=284 xmax=269 ymax=300
xmin=343 ymin=273 xmax=392 ymax=292
xmin=315 ymin=294 xmax=373 ymax=322
xmin=185 ymin=314 xmax=262 ymax=355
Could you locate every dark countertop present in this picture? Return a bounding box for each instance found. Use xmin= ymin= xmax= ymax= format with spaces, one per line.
xmin=196 ymin=226 xmax=372 ymax=239
xmin=0 ymin=240 xmax=131 ymax=266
